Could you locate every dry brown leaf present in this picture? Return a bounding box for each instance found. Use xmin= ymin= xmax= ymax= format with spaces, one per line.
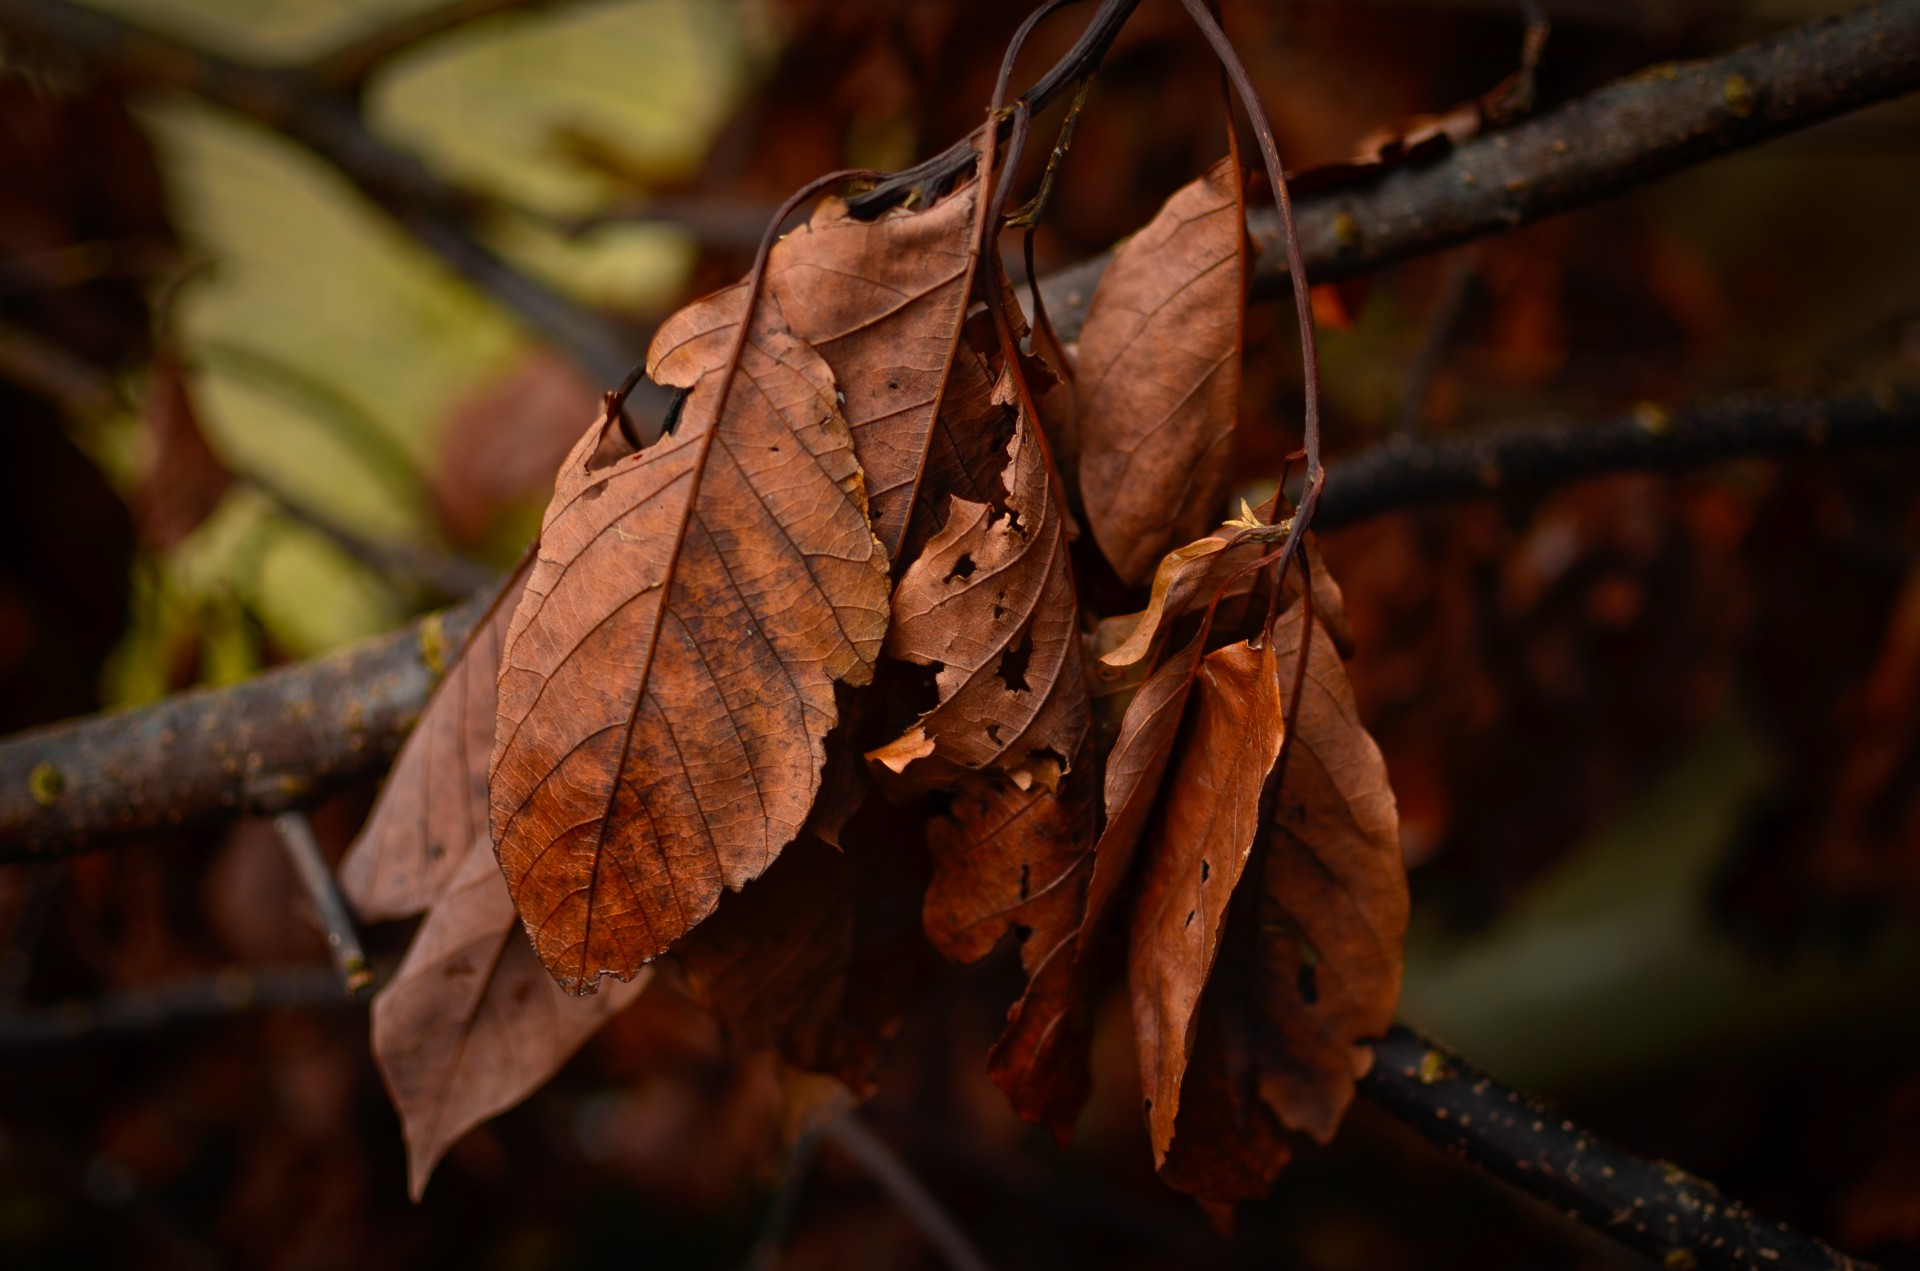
xmin=1153 ymin=601 xmax=1405 ymax=1202
xmin=675 ymin=829 xmax=928 ymax=1092
xmin=371 ymin=835 xmax=648 ymax=1199
xmin=1128 ymin=640 xmax=1285 ymax=1162
xmin=868 ymin=342 xmax=1089 ymax=792
xmin=924 ymin=748 xmax=1102 ymax=1137
xmin=490 ymin=278 xmax=891 ymax=993
xmin=1080 ymin=634 xmax=1205 ymax=946
xmin=1074 ymin=155 xmax=1247 ymax=584
xmin=1249 ymin=601 xmax=1405 ymax=1144
xmin=766 ymin=182 xmax=983 ymax=561
xmin=340 ymin=559 xmax=529 ymax=921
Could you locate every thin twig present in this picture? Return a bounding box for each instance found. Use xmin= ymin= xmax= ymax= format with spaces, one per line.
xmin=270 ymin=812 xmax=372 ymax=996
xmin=843 ymin=0 xmax=1143 ymax=218
xmin=820 ymin=1116 xmax=995 ymax=1271
xmin=1364 ymin=1024 xmax=1881 ymax=1271
xmin=0 ymin=383 xmax=1912 ymax=858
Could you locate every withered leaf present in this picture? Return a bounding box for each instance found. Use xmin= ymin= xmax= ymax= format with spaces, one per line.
xmin=371 ymin=835 xmax=648 ymax=1200
xmin=491 ymin=280 xmax=891 ymax=993
xmin=1080 ymin=634 xmax=1206 ymax=949
xmin=1155 ymin=601 xmax=1405 ymax=1201
xmin=869 ymin=343 xmax=1089 ymax=792
xmin=767 ymin=181 xmax=983 ymax=561
xmin=341 ymin=558 xmax=530 ymax=921
xmin=676 ymin=828 xmax=928 ymax=1092
xmin=1248 ymin=600 xmax=1405 ymax=1145
xmin=1129 ymin=641 xmax=1285 ymax=1161
xmin=1075 ymin=155 xmax=1247 ymax=584
xmin=924 ymin=747 xmax=1102 ymax=1137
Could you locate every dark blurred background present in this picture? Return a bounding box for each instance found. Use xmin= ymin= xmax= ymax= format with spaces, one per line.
xmin=2 ymin=0 xmax=1920 ymax=1266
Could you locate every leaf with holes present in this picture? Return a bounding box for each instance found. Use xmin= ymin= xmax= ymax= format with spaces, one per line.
xmin=372 ymin=835 xmax=648 ymax=1199
xmin=1154 ymin=600 xmax=1405 ymax=1201
xmin=1129 ymin=639 xmax=1285 ymax=1163
xmin=1075 ymin=154 xmax=1248 ymax=584
xmin=867 ymin=340 xmax=1089 ymax=793
xmin=490 ymin=276 xmax=891 ymax=993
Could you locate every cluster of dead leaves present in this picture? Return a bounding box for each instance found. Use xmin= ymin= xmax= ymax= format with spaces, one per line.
xmin=339 ymin=84 xmax=1407 ymax=1207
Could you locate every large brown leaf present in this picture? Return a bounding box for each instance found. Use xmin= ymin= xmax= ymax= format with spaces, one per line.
xmin=1075 ymin=155 xmax=1247 ymax=584
xmin=675 ymin=826 xmax=929 ymax=1092
xmin=371 ymin=835 xmax=648 ymax=1199
xmin=1128 ymin=641 xmax=1285 ymax=1161
xmin=490 ymin=280 xmax=892 ymax=992
xmin=868 ymin=343 xmax=1090 ymax=792
xmin=766 ymin=183 xmax=983 ymax=561
xmin=340 ymin=558 xmax=530 ymax=921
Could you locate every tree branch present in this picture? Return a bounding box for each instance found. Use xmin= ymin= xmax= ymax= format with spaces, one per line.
xmin=0 ymin=0 xmax=647 ymax=390
xmin=0 ymin=384 xmax=1909 ymax=858
xmin=1314 ymin=385 xmax=1920 ymax=529
xmin=1363 ymin=1024 xmax=1880 ymax=1271
xmin=1037 ymin=0 xmax=1920 ymax=342
xmin=0 ymin=587 xmax=491 ymax=856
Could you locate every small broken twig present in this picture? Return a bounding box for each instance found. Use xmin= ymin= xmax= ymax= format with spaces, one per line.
xmin=271 ymin=811 xmax=372 ymax=995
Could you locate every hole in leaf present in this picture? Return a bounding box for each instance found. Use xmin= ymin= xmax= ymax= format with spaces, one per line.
xmin=1017 ymin=863 xmax=1030 ymax=902
xmin=997 ymin=632 xmax=1033 ymax=693
xmin=1200 ymin=859 xmax=1210 ymax=882
xmin=991 ymin=601 xmax=1007 ymax=621
xmin=945 ymin=553 xmax=977 ymax=584
xmin=986 ymin=722 xmax=1003 ymax=744
xmin=1184 ymin=909 xmax=1195 ymax=929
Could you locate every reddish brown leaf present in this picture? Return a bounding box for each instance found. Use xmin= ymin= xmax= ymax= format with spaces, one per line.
xmin=1074 ymin=155 xmax=1247 ymax=584
xmin=1156 ymin=996 xmax=1291 ymax=1204
xmin=1081 ymin=634 xmax=1206 ymax=946
xmin=1150 ymin=602 xmax=1406 ymax=1203
xmin=868 ymin=343 xmax=1089 ymax=792
xmin=675 ymin=828 xmax=929 ymax=1092
xmin=924 ymin=749 xmax=1102 ymax=1136
xmin=1247 ymin=601 xmax=1405 ymax=1144
xmin=766 ymin=181 xmax=983 ymax=561
xmin=371 ymin=835 xmax=648 ymax=1199
xmin=340 ymin=559 xmax=530 ymax=921
xmin=491 ymin=279 xmax=892 ymax=992
xmin=1129 ymin=641 xmax=1285 ymax=1161
xmin=133 ymin=352 xmax=231 ymax=551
